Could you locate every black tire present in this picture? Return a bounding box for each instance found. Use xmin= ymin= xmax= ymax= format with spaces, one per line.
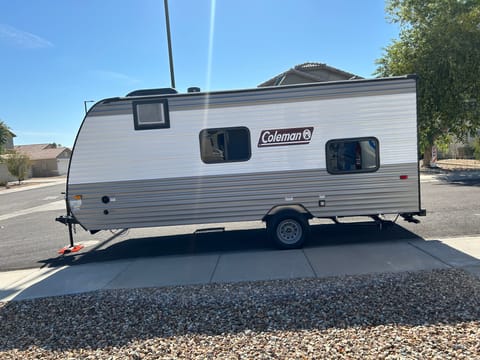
xmin=267 ymin=210 xmax=310 ymax=249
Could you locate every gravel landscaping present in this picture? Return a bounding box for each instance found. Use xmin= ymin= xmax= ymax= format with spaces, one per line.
xmin=1 ymin=268 xmax=480 ymax=359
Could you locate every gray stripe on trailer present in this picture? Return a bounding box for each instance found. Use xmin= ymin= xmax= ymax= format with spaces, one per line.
xmin=88 ymin=78 xmax=416 ymax=117
xmin=68 ymin=163 xmax=420 ymax=231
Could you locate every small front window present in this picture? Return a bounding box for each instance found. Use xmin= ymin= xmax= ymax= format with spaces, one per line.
xmin=326 ymin=137 xmax=379 ymax=174
xmin=199 ymin=127 xmax=251 ymax=164
xmin=133 ymin=99 xmax=170 ymax=130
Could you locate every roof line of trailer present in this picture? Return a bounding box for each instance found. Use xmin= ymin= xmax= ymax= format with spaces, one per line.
xmin=101 ymin=75 xmax=417 ymax=104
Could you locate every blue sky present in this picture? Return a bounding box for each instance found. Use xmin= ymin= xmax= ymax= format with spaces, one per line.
xmin=0 ymin=0 xmax=399 ymax=147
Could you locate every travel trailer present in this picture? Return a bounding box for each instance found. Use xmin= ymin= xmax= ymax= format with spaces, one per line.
xmin=57 ymin=75 xmax=425 ymax=251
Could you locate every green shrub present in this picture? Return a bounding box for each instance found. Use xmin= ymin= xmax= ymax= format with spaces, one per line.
xmin=4 ymin=151 xmax=30 ymax=184
xmin=474 ymin=137 xmax=480 ymax=160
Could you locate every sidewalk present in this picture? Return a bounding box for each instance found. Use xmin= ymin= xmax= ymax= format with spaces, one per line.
xmin=1 ymin=235 xmax=479 ymax=302
xmin=0 ymin=176 xmax=66 ymax=194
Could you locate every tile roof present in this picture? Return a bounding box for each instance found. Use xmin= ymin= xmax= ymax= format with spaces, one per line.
xmin=14 ymin=144 xmax=71 ymax=160
xmin=294 ymin=62 xmax=361 ymax=78
xmin=258 ymin=62 xmax=363 ymax=87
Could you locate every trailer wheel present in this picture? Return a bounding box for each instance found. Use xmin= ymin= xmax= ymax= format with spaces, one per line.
xmin=267 ymin=211 xmax=309 ymax=249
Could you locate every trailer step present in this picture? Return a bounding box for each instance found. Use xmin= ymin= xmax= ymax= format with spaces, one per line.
xmin=194 ymin=227 xmax=225 ymax=234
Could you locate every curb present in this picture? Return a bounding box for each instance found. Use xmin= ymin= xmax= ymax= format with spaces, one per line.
xmin=0 ymin=179 xmax=66 ymax=195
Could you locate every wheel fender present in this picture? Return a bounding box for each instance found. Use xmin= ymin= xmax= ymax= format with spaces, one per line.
xmin=262 ymin=204 xmax=313 ymax=223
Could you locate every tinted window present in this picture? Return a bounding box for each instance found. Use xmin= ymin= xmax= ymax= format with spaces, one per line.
xmin=326 ymin=137 xmax=379 ymax=174
xmin=199 ymin=127 xmax=251 ymax=163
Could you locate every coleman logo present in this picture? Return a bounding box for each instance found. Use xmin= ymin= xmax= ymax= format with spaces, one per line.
xmin=258 ymin=127 xmax=314 ymax=147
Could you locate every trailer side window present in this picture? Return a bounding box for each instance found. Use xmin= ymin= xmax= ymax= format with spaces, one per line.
xmin=133 ymin=99 xmax=170 ymax=130
xmin=326 ymin=137 xmax=379 ymax=174
xmin=199 ymin=127 xmax=251 ymax=164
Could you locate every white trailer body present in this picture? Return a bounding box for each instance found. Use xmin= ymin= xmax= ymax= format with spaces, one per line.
xmin=63 ymin=76 xmax=425 ymax=248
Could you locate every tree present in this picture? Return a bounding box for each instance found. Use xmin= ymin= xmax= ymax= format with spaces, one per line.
xmin=4 ymin=150 xmax=30 ymax=184
xmin=376 ymin=0 xmax=480 ymax=165
xmin=0 ymin=120 xmax=10 ymax=155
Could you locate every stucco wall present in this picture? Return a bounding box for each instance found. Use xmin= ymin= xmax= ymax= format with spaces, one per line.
xmin=0 ymin=163 xmax=32 ymax=183
xmin=0 ymin=163 xmax=16 ymax=183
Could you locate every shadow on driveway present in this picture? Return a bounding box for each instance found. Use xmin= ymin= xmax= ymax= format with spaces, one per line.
xmin=39 ymin=221 xmax=422 ymax=268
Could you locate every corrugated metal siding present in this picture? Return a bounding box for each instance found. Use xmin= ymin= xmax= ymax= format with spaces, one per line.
xmin=67 ymin=77 xmax=421 ymax=231
xmin=90 ymin=77 xmax=416 ymax=115
xmin=69 ymin=91 xmax=418 ymax=184
xmin=69 ymin=163 xmax=420 ymax=231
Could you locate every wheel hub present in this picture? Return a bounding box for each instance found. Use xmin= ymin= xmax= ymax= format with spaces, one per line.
xmin=277 ymin=219 xmax=302 ymax=244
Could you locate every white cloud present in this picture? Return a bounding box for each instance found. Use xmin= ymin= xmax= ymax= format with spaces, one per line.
xmin=0 ymin=24 xmax=53 ymax=49
xmin=90 ymin=70 xmax=141 ymax=84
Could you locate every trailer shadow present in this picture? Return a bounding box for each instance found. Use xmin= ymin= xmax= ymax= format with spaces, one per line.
xmin=432 ymin=171 xmax=480 ymax=187
xmin=39 ymin=220 xmax=422 ymax=268
xmin=443 ymin=178 xmax=480 ymax=187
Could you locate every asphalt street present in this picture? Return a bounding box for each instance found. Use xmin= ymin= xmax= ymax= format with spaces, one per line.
xmin=0 ymin=183 xmax=64 ymax=215
xmin=0 ymin=175 xmax=479 ymax=271
xmin=401 ymin=176 xmax=480 ymax=237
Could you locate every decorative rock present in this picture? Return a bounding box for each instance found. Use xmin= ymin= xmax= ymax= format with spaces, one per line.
xmin=0 ymin=269 xmax=479 ymax=359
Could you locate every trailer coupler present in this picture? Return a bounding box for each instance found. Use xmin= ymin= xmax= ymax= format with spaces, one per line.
xmin=55 ymin=215 xmax=79 ymax=226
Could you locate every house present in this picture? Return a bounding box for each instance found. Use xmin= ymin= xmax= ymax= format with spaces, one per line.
xmin=0 ymin=128 xmax=15 ymax=152
xmin=15 ymin=144 xmax=71 ymax=177
xmin=4 ymin=130 xmax=15 ymax=150
xmin=442 ymin=130 xmax=480 ymax=159
xmin=0 ymin=130 xmax=20 ymax=183
xmin=258 ymin=62 xmax=362 ymax=87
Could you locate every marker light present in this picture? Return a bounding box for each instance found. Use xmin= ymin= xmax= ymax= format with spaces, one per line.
xmin=69 ymin=195 xmax=83 ymax=211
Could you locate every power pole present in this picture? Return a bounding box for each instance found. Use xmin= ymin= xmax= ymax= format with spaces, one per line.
xmin=164 ymin=0 xmax=176 ymax=89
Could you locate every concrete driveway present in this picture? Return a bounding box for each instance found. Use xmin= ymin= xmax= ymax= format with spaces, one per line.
xmin=1 ymin=235 xmax=479 ymax=302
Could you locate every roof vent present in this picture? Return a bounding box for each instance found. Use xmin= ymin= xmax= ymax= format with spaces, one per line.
xmin=126 ymin=88 xmax=178 ymax=97
xmin=188 ymin=87 xmax=201 ymax=93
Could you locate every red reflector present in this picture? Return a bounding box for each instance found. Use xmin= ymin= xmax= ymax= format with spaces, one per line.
xmin=400 ymin=175 xmax=409 ymax=180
